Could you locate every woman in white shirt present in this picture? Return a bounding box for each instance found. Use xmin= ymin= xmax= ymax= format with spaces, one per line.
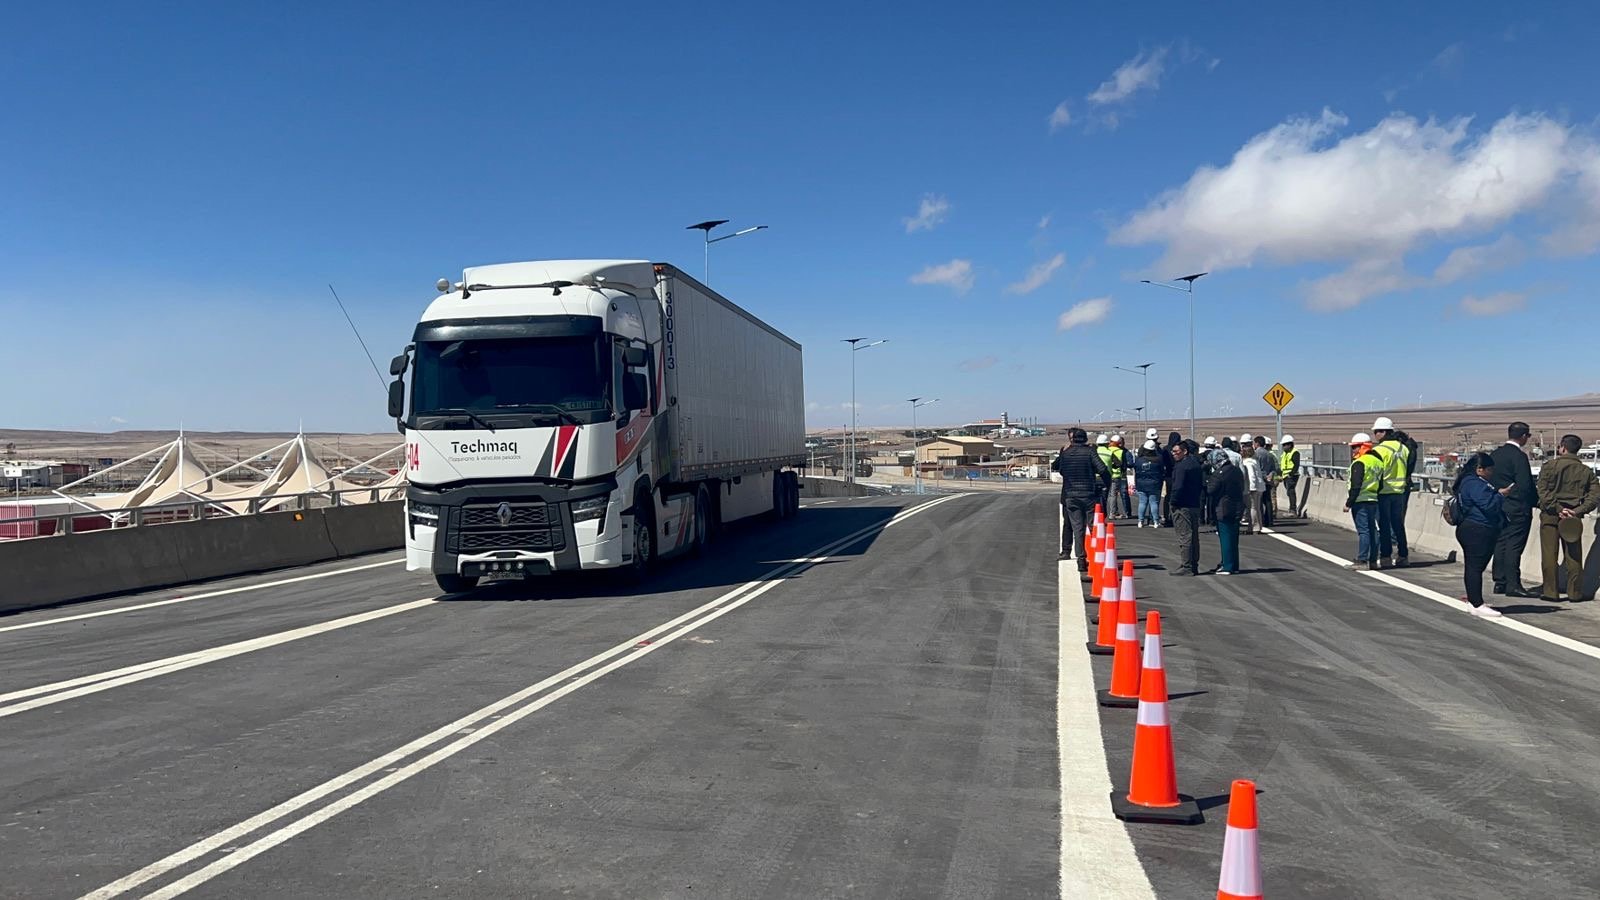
xmin=1241 ymin=453 xmax=1266 ymax=534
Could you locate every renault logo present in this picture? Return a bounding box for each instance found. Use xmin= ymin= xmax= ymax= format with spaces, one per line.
xmin=495 ymin=502 xmax=513 ymax=527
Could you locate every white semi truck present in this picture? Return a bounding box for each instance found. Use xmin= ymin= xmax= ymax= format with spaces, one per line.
xmin=388 ymin=260 xmax=806 ymax=592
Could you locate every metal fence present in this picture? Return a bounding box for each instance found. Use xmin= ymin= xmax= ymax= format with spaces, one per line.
xmin=0 ymin=486 xmax=403 ymax=540
xmin=1304 ymin=464 xmax=1454 ymax=494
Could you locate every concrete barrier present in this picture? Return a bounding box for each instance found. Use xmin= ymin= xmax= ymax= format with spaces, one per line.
xmin=0 ymin=502 xmax=404 ymax=615
xmin=1294 ymin=475 xmax=1598 ymax=596
xmin=797 ymin=477 xmax=880 ymax=499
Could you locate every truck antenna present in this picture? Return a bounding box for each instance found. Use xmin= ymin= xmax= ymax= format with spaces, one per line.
xmin=327 ymin=284 xmax=388 ymax=393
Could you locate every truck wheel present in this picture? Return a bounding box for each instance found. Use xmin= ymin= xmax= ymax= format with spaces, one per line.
xmin=692 ymin=486 xmax=711 ymax=554
xmin=785 ymin=472 xmax=801 ymax=517
xmin=435 ymin=573 xmax=479 ymax=594
xmin=629 ymin=496 xmax=655 ymax=576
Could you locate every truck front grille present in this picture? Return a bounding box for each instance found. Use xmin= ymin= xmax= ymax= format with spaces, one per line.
xmin=448 ymin=500 xmax=566 ymax=554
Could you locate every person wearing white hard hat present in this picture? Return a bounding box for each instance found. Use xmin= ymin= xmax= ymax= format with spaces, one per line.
xmin=1251 ymin=435 xmax=1278 ymax=528
xmin=1094 ymin=433 xmax=1115 ymax=516
xmin=1278 ymin=435 xmax=1302 ymax=518
xmin=1110 ymin=434 xmax=1135 ymax=519
xmin=1343 ymin=432 xmax=1384 ymax=570
xmin=1369 ymin=416 xmax=1415 ymax=568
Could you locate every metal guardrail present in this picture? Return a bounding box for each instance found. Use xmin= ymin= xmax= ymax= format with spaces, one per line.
xmin=0 ymin=486 xmax=402 ymax=540
xmin=1304 ymin=463 xmax=1454 ymax=494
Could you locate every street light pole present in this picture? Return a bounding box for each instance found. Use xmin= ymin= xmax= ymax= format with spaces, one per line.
xmin=1113 ymin=363 xmax=1153 ymax=423
xmin=908 ymin=397 xmax=940 ymax=494
xmin=842 ymin=338 xmax=888 ymax=484
xmin=1139 ymin=274 xmax=1206 ymax=439
xmin=686 ymin=220 xmax=769 ymax=285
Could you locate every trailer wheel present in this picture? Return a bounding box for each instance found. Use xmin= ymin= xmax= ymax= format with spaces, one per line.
xmin=435 ymin=573 xmax=479 ymax=595
xmin=785 ymin=472 xmax=801 ymax=517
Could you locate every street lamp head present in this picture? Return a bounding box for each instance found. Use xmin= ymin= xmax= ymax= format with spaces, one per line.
xmin=1176 ymin=272 xmax=1208 ymax=284
xmin=687 ymin=220 xmax=729 ymax=233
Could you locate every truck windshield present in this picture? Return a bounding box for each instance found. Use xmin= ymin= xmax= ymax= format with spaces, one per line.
xmin=411 ymin=336 xmax=610 ymax=426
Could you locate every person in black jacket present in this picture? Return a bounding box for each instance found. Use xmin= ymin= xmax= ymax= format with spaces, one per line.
xmin=1161 ymin=430 xmax=1180 ymax=527
xmin=1489 ymin=421 xmax=1538 ymax=597
xmin=1167 ymin=440 xmax=1204 ymax=576
xmin=1053 ymin=427 xmax=1112 ymax=568
xmin=1206 ymin=450 xmax=1246 ymax=575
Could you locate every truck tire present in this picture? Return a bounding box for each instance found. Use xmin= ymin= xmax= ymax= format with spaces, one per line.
xmin=786 ymin=472 xmax=801 ymax=516
xmin=629 ymin=492 xmax=656 ymax=577
xmin=435 ymin=573 xmax=479 ymax=594
xmin=692 ymin=485 xmax=711 ymax=555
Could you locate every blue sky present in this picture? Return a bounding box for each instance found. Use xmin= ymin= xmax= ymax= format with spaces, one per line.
xmin=3 ymin=2 xmax=1596 ymax=433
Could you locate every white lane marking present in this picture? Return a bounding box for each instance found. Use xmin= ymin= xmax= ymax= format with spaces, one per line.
xmin=0 ymin=599 xmax=437 ymax=718
xmin=1057 ymin=511 xmax=1155 ymax=898
xmin=1264 ymin=528 xmax=1600 ymax=663
xmin=0 ymin=558 xmax=406 ymax=635
xmin=84 ymin=494 xmax=965 ymax=899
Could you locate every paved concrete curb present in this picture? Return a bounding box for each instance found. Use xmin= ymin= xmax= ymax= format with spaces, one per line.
xmin=0 ymin=502 xmax=403 ymax=614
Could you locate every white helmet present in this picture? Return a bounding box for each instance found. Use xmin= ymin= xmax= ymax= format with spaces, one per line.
xmin=1096 ymin=433 xmax=1109 ymax=445
xmin=1239 ymin=433 xmax=1253 ymax=443
xmin=1143 ymin=439 xmax=1158 ymax=451
xmin=1372 ymin=416 xmax=1394 ymax=431
xmin=1112 ymin=433 xmax=1125 ymax=444
xmin=1145 ymin=427 xmax=1158 ymax=439
xmin=1350 ymin=432 xmax=1372 ymax=445
xmin=1203 ymin=436 xmax=1218 ymax=447
xmin=1281 ymin=434 xmax=1295 ymax=444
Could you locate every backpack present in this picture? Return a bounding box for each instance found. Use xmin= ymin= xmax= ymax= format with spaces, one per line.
xmin=1442 ymin=492 xmax=1464 ymax=526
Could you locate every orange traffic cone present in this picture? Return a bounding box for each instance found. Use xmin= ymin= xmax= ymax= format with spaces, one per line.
xmin=1089 ymin=533 xmax=1119 ymax=655
xmin=1216 ymin=779 xmax=1263 ymax=899
xmin=1111 ymin=610 xmax=1202 ymax=824
xmin=1098 ymin=561 xmax=1141 ymax=708
xmin=1090 ymin=519 xmax=1106 ymax=589
xmin=1087 ymin=528 xmax=1102 ymax=591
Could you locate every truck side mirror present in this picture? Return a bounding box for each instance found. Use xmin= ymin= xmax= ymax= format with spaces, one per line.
xmin=623 ymin=345 xmax=649 ymax=367
xmin=389 ymin=353 xmax=410 ymax=377
xmin=623 ymin=372 xmax=649 ymax=411
xmin=387 ymin=380 xmax=406 ymax=420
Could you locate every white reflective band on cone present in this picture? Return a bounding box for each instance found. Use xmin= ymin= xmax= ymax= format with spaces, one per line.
xmin=1120 ymin=576 xmax=1133 ymax=595
xmin=1116 ymin=623 xmax=1137 ymax=641
xmin=1141 ymin=633 xmax=1163 ymax=668
xmin=1135 ymin=701 xmax=1169 ymax=727
xmin=1095 ymin=522 xmax=1106 ymax=539
xmin=1102 ymin=586 xmax=1119 ymax=603
xmin=1218 ymin=827 xmax=1262 ymax=896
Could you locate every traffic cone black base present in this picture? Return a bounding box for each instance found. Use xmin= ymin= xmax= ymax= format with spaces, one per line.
xmin=1109 ymin=791 xmax=1202 ymax=825
xmin=1086 ymin=642 xmax=1114 ymax=655
xmin=1096 ymin=689 xmax=1139 ymax=708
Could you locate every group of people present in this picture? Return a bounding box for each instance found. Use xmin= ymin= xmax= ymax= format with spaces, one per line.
xmin=1449 ymin=423 xmax=1599 ymax=617
xmin=1053 ymin=426 xmax=1304 ymax=577
xmin=1339 ymin=417 xmax=1419 ymax=571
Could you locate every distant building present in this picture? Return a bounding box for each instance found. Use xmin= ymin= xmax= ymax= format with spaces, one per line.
xmin=915 ymin=436 xmax=997 ymax=466
xmin=1 ymin=461 xmax=87 ymax=490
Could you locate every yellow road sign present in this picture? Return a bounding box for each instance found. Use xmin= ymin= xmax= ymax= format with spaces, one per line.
xmin=1263 ymin=383 xmax=1295 ymax=412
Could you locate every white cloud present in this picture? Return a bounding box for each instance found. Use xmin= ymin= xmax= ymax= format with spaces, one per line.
xmin=959 ymin=356 xmax=998 ymax=372
xmin=806 ymin=401 xmax=821 ymax=413
xmin=1037 ymin=213 xmax=1052 ymax=229
xmin=1048 ymin=102 xmax=1072 ymax=133
xmin=1433 ymin=234 xmax=1524 ymax=283
xmin=1302 ymin=258 xmax=1420 ymax=311
xmin=1113 ymin=110 xmax=1600 ymax=308
xmin=1460 ymin=291 xmax=1528 ymax=316
xmin=903 ymin=194 xmax=950 ymax=233
xmin=1431 ymin=42 xmax=1467 ymax=78
xmin=1088 ymin=47 xmax=1168 ymax=105
xmin=910 ymin=259 xmax=974 ymax=294
xmin=109 ymin=416 xmax=128 ymax=425
xmin=1057 ymin=297 xmax=1113 ymax=331
xmin=1006 ymin=253 xmax=1067 ymax=295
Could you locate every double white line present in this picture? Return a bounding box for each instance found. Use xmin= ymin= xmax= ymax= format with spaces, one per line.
xmin=82 ymin=493 xmax=963 ymax=899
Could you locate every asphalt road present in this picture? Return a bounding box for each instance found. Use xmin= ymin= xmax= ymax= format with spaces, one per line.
xmin=1 ymin=494 xmax=1059 ymax=899
xmin=4 ymin=495 xmax=1598 ymax=898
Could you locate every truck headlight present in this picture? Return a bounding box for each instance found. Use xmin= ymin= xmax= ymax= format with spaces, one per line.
xmin=571 ymin=495 xmax=607 ymax=523
xmin=408 ymin=502 xmax=439 ymax=527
